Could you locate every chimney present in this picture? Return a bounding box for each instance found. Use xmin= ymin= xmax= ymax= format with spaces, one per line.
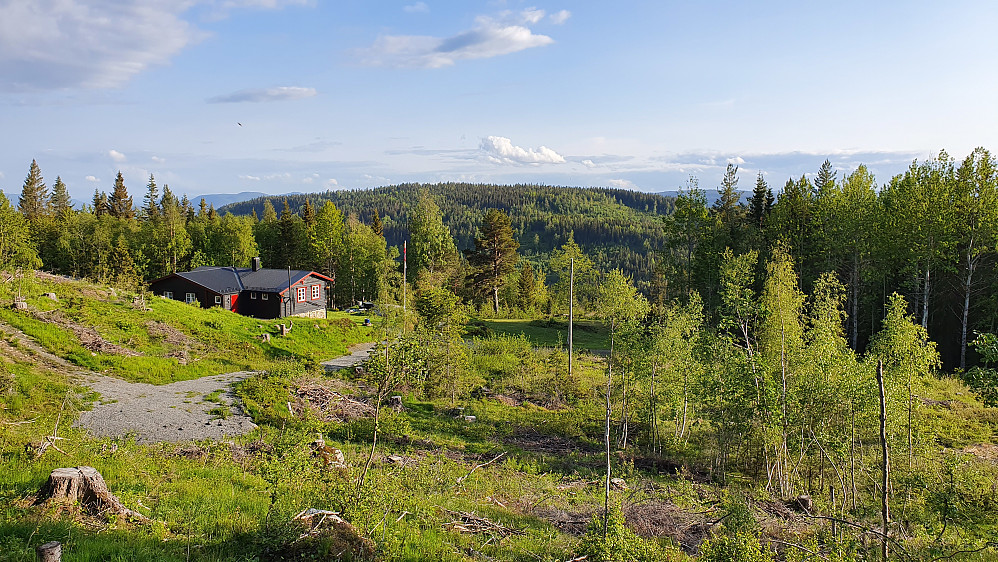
xmin=252 ymin=257 xmax=261 ymax=272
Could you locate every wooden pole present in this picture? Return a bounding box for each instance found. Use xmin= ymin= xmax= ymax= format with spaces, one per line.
xmin=877 ymin=359 xmax=890 ymax=561
xmin=36 ymin=541 xmax=61 ymax=562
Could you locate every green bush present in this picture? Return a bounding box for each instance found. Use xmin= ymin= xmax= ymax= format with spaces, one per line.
xmin=699 ymin=532 xmax=774 ymax=562
xmin=576 ymin=506 xmax=664 ymax=562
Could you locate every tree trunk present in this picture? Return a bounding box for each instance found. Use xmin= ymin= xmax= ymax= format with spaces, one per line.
xmin=36 ymin=541 xmax=61 ymax=562
xmin=37 ymin=467 xmax=147 ymax=521
xmin=921 ymin=264 xmax=930 ymax=329
xmin=960 ymin=252 xmax=975 ymax=370
xmin=603 ymin=324 xmax=613 ymax=539
xmin=877 ymin=360 xmax=890 ymax=561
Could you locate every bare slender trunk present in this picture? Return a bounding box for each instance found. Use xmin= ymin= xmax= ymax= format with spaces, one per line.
xmin=851 ymin=254 xmax=860 ymax=349
xmin=960 ymin=251 xmax=975 ymax=370
xmin=877 ymin=360 xmax=890 ymax=561
xmin=921 ymin=263 xmax=930 ymax=329
xmin=603 ymin=323 xmax=613 ymax=538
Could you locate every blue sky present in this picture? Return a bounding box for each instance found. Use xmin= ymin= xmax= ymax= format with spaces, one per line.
xmin=2 ymin=1 xmax=997 ymax=202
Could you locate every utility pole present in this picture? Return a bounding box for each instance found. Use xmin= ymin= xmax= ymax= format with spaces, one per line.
xmin=569 ymin=257 xmax=574 ymax=378
xmin=403 ymin=241 xmax=407 ymax=331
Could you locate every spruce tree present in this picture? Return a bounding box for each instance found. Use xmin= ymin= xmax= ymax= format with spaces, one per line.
xmin=750 ymin=172 xmax=769 ymax=228
xmin=108 ymin=171 xmax=134 ymax=219
xmin=50 ymin=176 xmax=72 ymax=217
xmin=19 ymin=159 xmax=50 ymax=219
xmin=93 ymin=189 xmax=109 ymax=217
xmin=301 ymin=199 xmax=315 ymax=226
xmin=371 ymin=209 xmax=383 ymax=237
xmin=143 ymin=174 xmax=160 ymax=220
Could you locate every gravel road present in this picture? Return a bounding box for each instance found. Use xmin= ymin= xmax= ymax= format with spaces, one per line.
xmin=74 ymin=343 xmax=375 ymax=444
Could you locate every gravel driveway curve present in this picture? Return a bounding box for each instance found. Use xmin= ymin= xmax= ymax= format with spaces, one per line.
xmin=74 ymin=343 xmax=375 ymax=444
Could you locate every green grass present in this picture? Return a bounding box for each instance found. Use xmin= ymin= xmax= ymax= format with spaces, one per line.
xmin=476 ymin=318 xmax=609 ymax=350
xmin=0 ymin=273 xmax=377 ymax=384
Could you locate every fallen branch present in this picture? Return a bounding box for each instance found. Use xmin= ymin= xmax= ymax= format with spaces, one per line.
xmin=456 ymin=452 xmax=506 ymax=485
xmin=442 ymin=508 xmax=525 ymax=540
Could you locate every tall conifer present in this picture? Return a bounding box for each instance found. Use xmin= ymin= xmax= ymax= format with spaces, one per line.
xmin=108 ymin=171 xmax=134 ymax=219
xmin=19 ymin=159 xmax=50 ymax=219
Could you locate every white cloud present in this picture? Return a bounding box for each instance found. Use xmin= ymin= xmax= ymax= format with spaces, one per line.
xmin=607 ymin=178 xmax=637 ymax=189
xmin=325 ymin=178 xmax=338 ymax=187
xmin=0 ymin=1 xmax=201 ymax=92
xmin=85 ymin=175 xmax=99 ymax=182
xmin=0 ymin=1 xmax=314 ymax=92
xmin=208 ymin=86 xmax=317 ymax=103
xmin=358 ymin=12 xmax=554 ymax=68
xmin=108 ymin=149 xmax=126 ymax=162
xmin=518 ymin=8 xmax=545 ymax=24
xmin=403 ymin=2 xmax=429 ymax=13
xmin=727 ymin=156 xmax=745 ymax=165
xmin=480 ymin=136 xmax=565 ymax=165
xmin=549 ymin=10 xmax=570 ymax=24
xmin=239 ymin=174 xmax=261 ymax=181
xmin=581 ymin=159 xmax=597 ymax=168
xmin=152 ymin=156 xmax=166 ymax=163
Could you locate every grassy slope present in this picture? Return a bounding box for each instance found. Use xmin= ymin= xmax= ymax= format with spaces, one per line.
xmin=0 ymin=272 xmax=374 ymax=384
xmin=475 ymin=318 xmax=609 ymax=350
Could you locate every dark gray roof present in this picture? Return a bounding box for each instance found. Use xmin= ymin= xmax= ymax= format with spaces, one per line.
xmin=174 ymin=267 xmax=243 ymax=294
xmin=238 ymin=268 xmax=315 ymax=294
xmin=154 ymin=267 xmax=331 ymax=295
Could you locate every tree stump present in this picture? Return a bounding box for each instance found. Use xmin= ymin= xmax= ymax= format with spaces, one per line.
xmin=37 ymin=467 xmax=148 ymax=521
xmin=36 ymin=541 xmax=61 ymax=562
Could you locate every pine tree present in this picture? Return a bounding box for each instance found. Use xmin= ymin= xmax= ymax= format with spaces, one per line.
xmin=50 ymin=176 xmax=72 ymax=217
xmin=371 ymin=209 xmax=383 ymax=237
xmin=466 ymin=208 xmax=519 ymax=312
xmin=143 ymin=174 xmax=160 ymax=220
xmin=19 ymin=159 xmax=50 ymax=220
xmin=108 ymin=171 xmax=134 ymax=219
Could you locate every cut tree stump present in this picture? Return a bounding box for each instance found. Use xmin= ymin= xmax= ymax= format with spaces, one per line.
xmin=37 ymin=467 xmax=148 ymax=521
xmin=36 ymin=541 xmax=61 ymax=562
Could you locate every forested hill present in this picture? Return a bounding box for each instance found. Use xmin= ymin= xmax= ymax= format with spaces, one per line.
xmin=220 ymin=183 xmax=675 ymax=287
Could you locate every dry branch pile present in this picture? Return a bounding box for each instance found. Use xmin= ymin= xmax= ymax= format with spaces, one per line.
xmin=442 ymin=508 xmax=525 ymax=542
xmin=295 ymin=383 xmax=374 ymax=422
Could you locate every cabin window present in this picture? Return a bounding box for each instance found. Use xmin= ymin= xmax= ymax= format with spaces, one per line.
xmin=163 ymin=291 xmax=173 ymax=299
xmin=185 ymin=293 xmax=196 ymax=304
xmin=251 ymin=292 xmax=257 ymax=299
xmin=215 ymin=296 xmax=222 ymax=305
xmin=310 ymin=285 xmax=320 ymax=300
xmin=297 ymin=287 xmax=307 ymax=302
xmin=262 ymin=293 xmax=268 ymax=300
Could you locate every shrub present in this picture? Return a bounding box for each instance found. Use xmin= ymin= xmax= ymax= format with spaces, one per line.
xmin=576 ymin=506 xmax=663 ymax=562
xmin=699 ymin=532 xmax=774 ymax=562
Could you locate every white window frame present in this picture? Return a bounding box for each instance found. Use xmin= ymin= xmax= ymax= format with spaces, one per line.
xmin=185 ymin=293 xmax=196 ymax=304
xmin=214 ymin=295 xmax=222 ymax=305
xmin=163 ymin=291 xmax=173 ymax=299
xmin=251 ymin=292 xmax=257 ymax=299
xmin=296 ymin=286 xmax=307 ymax=302
xmin=262 ymin=293 xmax=268 ymax=300
xmin=310 ymin=285 xmax=320 ymax=300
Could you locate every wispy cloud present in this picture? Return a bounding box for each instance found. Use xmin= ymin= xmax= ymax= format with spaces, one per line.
xmin=0 ymin=1 xmax=314 ymax=92
xmin=358 ymin=10 xmax=555 ymax=68
xmin=85 ymin=175 xmax=99 ymax=182
xmin=239 ymin=174 xmax=261 ymax=181
xmin=403 ymin=2 xmax=429 ymax=14
xmin=108 ymin=150 xmax=127 ymax=162
xmin=208 ymin=86 xmax=317 ymax=103
xmin=550 ymin=10 xmax=571 ymax=24
xmin=480 ymin=136 xmax=565 ymax=165
xmin=0 ymin=1 xmax=201 ymax=92
xmin=607 ymin=178 xmax=637 ymax=189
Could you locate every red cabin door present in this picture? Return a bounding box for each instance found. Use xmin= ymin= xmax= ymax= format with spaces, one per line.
xmin=230 ymin=294 xmax=238 ymax=312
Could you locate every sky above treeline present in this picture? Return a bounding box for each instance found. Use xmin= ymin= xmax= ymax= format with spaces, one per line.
xmin=2 ymin=0 xmax=998 ymax=201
